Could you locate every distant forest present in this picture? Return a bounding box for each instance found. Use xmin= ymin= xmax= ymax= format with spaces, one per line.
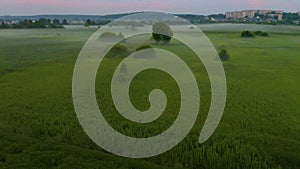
xmin=0 ymin=18 xmax=65 ymax=29
xmin=0 ymin=12 xmax=299 ymax=29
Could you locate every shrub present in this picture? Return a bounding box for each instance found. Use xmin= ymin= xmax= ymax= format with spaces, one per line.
xmin=241 ymin=30 xmax=255 ymax=38
xmin=254 ymin=31 xmax=269 ymax=37
xmin=99 ymin=32 xmax=124 ymax=41
xmin=106 ymin=44 xmax=131 ymax=58
xmin=219 ymin=49 xmax=230 ymax=61
xmin=254 ymin=31 xmax=263 ymax=36
xmin=135 ymin=45 xmax=152 ymax=51
xmin=261 ymin=32 xmax=269 ymax=37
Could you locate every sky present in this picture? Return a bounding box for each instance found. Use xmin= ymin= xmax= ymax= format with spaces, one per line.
xmin=1 ymin=0 xmax=299 ymax=16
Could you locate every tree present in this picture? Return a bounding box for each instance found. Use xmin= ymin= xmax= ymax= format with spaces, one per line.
xmin=53 ymin=19 xmax=60 ymax=25
xmin=254 ymin=30 xmax=269 ymax=37
xmin=86 ymin=19 xmax=92 ymax=26
xmin=254 ymin=30 xmax=263 ymax=36
xmin=106 ymin=43 xmax=131 ymax=58
xmin=85 ymin=19 xmax=96 ymax=26
xmin=152 ymin=33 xmax=162 ymax=43
xmin=241 ymin=30 xmax=255 ymax=38
xmin=152 ymin=22 xmax=173 ymax=44
xmin=219 ymin=49 xmax=229 ymax=61
xmin=62 ymin=19 xmax=68 ymax=25
xmin=260 ymin=32 xmax=269 ymax=37
xmin=135 ymin=45 xmax=152 ymax=52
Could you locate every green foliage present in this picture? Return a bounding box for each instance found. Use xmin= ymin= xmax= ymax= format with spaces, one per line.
xmin=0 ymin=18 xmax=64 ymax=29
xmin=152 ymin=33 xmax=162 ymax=43
xmin=254 ymin=31 xmax=264 ymax=35
xmin=135 ymin=44 xmax=152 ymax=51
xmin=283 ymin=12 xmax=300 ymax=21
xmin=219 ymin=48 xmax=230 ymax=61
xmin=152 ymin=22 xmax=173 ymax=44
xmin=53 ymin=19 xmax=60 ymax=25
xmin=241 ymin=30 xmax=255 ymax=38
xmin=0 ymin=28 xmax=299 ymax=169
xmin=99 ymin=32 xmax=125 ymax=41
xmin=105 ymin=43 xmax=131 ymax=58
xmin=85 ymin=19 xmax=97 ymax=26
xmin=62 ymin=19 xmax=68 ymax=25
xmin=260 ymin=32 xmax=269 ymax=37
xmin=254 ymin=31 xmax=269 ymax=37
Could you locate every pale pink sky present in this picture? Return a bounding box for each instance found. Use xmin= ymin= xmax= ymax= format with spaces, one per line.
xmin=1 ymin=0 xmax=299 ymax=15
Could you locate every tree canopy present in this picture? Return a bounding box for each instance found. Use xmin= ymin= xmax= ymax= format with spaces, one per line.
xmin=152 ymin=22 xmax=173 ymax=44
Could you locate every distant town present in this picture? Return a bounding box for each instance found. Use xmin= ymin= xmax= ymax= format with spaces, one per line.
xmin=0 ymin=10 xmax=300 ymax=28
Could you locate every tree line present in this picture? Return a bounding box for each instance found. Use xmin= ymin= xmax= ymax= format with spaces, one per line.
xmin=0 ymin=18 xmax=67 ymax=29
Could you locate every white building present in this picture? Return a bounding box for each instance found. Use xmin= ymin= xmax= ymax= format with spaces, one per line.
xmin=226 ymin=9 xmax=284 ymax=20
xmin=226 ymin=10 xmax=257 ymax=19
xmin=225 ymin=11 xmax=245 ymax=19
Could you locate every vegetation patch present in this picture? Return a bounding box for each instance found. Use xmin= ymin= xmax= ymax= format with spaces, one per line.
xmin=218 ymin=48 xmax=230 ymax=61
xmin=241 ymin=30 xmax=255 ymax=38
xmin=98 ymin=32 xmax=125 ymax=41
xmin=254 ymin=30 xmax=269 ymax=37
xmin=105 ymin=43 xmax=131 ymax=58
xmin=0 ymin=28 xmax=299 ymax=169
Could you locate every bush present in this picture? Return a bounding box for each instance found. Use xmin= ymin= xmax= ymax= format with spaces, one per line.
xmin=261 ymin=32 xmax=269 ymax=37
xmin=241 ymin=30 xmax=255 ymax=38
xmin=106 ymin=44 xmax=131 ymax=58
xmin=219 ymin=49 xmax=230 ymax=61
xmin=254 ymin=31 xmax=269 ymax=37
xmin=99 ymin=32 xmax=125 ymax=41
xmin=135 ymin=45 xmax=152 ymax=51
xmin=254 ymin=31 xmax=263 ymax=36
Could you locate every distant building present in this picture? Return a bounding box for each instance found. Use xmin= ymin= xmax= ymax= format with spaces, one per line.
xmin=278 ymin=14 xmax=283 ymax=21
xmin=267 ymin=13 xmax=283 ymax=21
xmin=226 ymin=10 xmax=257 ymax=19
xmin=225 ymin=11 xmax=245 ymax=19
xmin=226 ymin=9 xmax=283 ymax=21
xmin=257 ymin=10 xmax=271 ymax=15
xmin=298 ymin=11 xmax=300 ymax=16
xmin=257 ymin=10 xmax=283 ymax=15
xmin=243 ymin=10 xmax=256 ymax=18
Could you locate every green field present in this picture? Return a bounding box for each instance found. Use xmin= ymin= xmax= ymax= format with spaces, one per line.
xmin=0 ymin=25 xmax=299 ymax=169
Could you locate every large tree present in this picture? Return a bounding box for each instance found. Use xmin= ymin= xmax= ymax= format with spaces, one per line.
xmin=152 ymin=22 xmax=173 ymax=44
xmin=53 ymin=19 xmax=60 ymax=25
xmin=62 ymin=19 xmax=68 ymax=25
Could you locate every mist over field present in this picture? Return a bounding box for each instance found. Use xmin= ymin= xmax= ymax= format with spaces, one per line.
xmin=0 ymin=1 xmax=300 ymax=168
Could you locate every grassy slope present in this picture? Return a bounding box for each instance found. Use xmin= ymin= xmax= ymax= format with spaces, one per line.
xmin=0 ymin=28 xmax=299 ymax=169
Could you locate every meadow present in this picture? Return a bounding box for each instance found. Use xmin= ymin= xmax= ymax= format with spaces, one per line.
xmin=0 ymin=24 xmax=299 ymax=169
